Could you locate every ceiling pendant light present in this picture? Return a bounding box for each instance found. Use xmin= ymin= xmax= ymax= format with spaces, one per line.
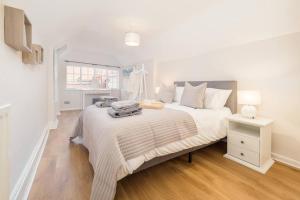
xmin=125 ymin=32 xmax=140 ymax=46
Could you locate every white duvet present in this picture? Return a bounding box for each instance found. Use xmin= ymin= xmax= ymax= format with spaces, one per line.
xmin=123 ymin=103 xmax=231 ymax=178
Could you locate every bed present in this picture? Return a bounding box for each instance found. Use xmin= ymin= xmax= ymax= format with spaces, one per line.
xmin=72 ymin=80 xmax=237 ymax=200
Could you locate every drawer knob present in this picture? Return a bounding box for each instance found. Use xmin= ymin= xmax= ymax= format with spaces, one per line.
xmin=241 ymin=141 xmax=244 ymax=144
xmin=240 ymin=153 xmax=244 ymax=156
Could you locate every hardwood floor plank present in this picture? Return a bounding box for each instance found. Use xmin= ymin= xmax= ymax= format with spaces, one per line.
xmin=28 ymin=111 xmax=300 ymax=200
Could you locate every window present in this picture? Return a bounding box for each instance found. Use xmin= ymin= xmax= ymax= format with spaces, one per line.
xmin=66 ymin=65 xmax=119 ymax=90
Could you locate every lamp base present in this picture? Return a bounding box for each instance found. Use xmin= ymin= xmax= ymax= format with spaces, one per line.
xmin=241 ymin=105 xmax=257 ymax=119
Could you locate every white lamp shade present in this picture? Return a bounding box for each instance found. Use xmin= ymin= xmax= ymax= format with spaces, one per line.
xmin=238 ymin=90 xmax=261 ymax=105
xmin=125 ymin=32 xmax=140 ymax=46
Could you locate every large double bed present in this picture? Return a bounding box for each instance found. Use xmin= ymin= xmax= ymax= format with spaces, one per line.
xmin=72 ymin=81 xmax=237 ymax=200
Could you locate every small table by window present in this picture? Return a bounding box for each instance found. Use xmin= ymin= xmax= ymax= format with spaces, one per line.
xmin=82 ymin=89 xmax=111 ymax=109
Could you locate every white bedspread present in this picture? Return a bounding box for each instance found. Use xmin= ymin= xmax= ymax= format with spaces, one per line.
xmin=124 ymin=103 xmax=231 ymax=177
xmin=74 ymin=103 xmax=231 ymax=180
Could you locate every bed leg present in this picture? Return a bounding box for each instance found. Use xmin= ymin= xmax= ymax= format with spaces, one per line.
xmin=188 ymin=152 xmax=192 ymax=163
xmin=69 ymin=136 xmax=76 ymax=143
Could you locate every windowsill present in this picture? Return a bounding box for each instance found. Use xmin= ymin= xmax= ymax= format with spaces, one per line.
xmin=65 ymin=88 xmax=113 ymax=92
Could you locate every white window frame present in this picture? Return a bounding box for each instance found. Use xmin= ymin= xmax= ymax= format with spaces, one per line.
xmin=65 ymin=64 xmax=120 ymax=90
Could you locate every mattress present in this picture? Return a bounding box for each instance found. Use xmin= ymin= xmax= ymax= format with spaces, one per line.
xmin=124 ymin=103 xmax=232 ymax=176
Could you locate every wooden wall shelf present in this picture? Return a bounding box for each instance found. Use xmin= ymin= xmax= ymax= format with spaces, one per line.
xmin=4 ymin=5 xmax=32 ymax=52
xmin=22 ymin=44 xmax=43 ymax=64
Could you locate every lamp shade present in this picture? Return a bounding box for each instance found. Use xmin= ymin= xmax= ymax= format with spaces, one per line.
xmin=125 ymin=32 xmax=140 ymax=46
xmin=238 ymin=90 xmax=261 ymax=105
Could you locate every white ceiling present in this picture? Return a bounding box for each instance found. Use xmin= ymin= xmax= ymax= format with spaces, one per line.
xmin=5 ymin=0 xmax=300 ymax=64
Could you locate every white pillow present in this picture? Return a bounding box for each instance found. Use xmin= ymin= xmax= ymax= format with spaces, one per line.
xmin=174 ymin=87 xmax=184 ymax=102
xmin=180 ymin=82 xmax=207 ymax=109
xmin=158 ymin=84 xmax=175 ymax=103
xmin=204 ymin=88 xmax=232 ymax=109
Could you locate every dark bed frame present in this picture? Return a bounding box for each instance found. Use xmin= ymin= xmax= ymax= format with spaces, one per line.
xmin=133 ymin=80 xmax=237 ymax=173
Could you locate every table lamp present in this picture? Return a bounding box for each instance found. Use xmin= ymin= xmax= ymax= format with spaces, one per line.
xmin=238 ymin=90 xmax=261 ymax=119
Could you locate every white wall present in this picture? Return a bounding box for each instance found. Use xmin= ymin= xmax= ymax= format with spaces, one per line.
xmin=0 ymin=1 xmax=49 ymax=193
xmin=0 ymin=1 xmax=9 ymax=199
xmin=156 ymin=32 xmax=300 ymax=163
xmin=58 ymin=49 xmax=121 ymax=110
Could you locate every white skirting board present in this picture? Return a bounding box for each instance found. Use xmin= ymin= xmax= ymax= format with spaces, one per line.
xmin=10 ymin=124 xmax=50 ymax=200
xmin=0 ymin=104 xmax=11 ymax=200
xmin=272 ymin=153 xmax=300 ymax=169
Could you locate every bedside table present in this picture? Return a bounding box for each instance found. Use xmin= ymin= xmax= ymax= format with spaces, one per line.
xmin=224 ymin=114 xmax=274 ymax=174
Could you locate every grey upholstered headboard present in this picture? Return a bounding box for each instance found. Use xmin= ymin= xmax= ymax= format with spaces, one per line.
xmin=174 ymin=81 xmax=237 ymax=114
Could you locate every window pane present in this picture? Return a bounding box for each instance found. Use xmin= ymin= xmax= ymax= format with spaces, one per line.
xmin=74 ymin=67 xmax=80 ymax=74
xmin=88 ymin=74 xmax=94 ymax=80
xmin=81 ymin=67 xmax=88 ymax=74
xmin=74 ymin=74 xmax=80 ymax=81
xmin=67 ymin=74 xmax=73 ymax=81
xmin=66 ymin=66 xmax=73 ymax=73
xmin=82 ymin=75 xmax=88 ymax=81
xmin=66 ymin=65 xmax=119 ymax=90
xmin=106 ymin=69 xmax=119 ymax=89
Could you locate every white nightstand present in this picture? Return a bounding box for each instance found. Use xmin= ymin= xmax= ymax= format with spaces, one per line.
xmin=224 ymin=114 xmax=274 ymax=174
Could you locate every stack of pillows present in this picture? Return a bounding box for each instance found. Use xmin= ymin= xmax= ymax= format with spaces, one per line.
xmin=158 ymin=82 xmax=232 ymax=109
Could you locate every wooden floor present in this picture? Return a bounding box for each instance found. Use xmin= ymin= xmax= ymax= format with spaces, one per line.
xmin=29 ymin=111 xmax=300 ymax=200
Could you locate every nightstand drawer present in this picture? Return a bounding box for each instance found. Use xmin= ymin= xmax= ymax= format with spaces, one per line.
xmin=228 ymin=145 xmax=259 ymax=166
xmin=228 ymin=131 xmax=259 ymax=153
